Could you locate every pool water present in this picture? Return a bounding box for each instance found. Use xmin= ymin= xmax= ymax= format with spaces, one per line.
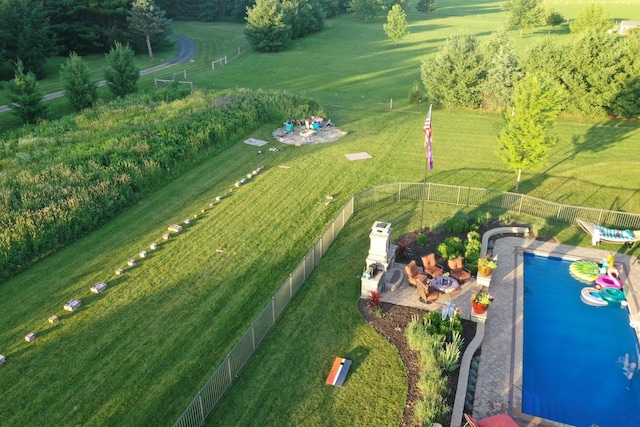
xmin=523 ymin=253 xmax=640 ymax=427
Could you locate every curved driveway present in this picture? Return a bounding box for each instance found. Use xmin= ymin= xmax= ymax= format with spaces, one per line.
xmin=0 ymin=34 xmax=196 ymax=114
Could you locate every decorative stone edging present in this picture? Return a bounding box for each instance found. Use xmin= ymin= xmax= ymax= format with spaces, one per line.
xmin=480 ymin=226 xmax=529 ymax=258
xmin=450 ymin=227 xmax=529 ymax=427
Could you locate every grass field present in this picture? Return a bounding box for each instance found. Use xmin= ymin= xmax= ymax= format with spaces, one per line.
xmin=2 ymin=1 xmax=640 ymax=425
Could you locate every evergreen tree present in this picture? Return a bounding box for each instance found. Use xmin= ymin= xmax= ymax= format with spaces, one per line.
xmin=282 ymin=0 xmax=325 ymax=40
xmin=0 ymin=0 xmax=54 ymax=78
xmin=4 ymin=59 xmax=47 ymax=124
xmin=383 ymin=4 xmax=408 ymax=46
xmin=127 ymin=0 xmax=172 ymax=60
xmin=350 ymin=0 xmax=384 ymax=21
xmin=43 ymin=0 xmax=131 ymax=55
xmin=503 ymin=0 xmax=545 ymax=37
xmin=421 ymin=32 xmax=485 ymax=108
xmin=60 ymin=52 xmax=98 ymax=111
xmin=104 ymin=42 xmax=140 ymax=98
xmin=562 ymin=30 xmax=619 ymax=117
xmin=569 ymin=4 xmax=611 ymax=35
xmin=416 ymin=0 xmax=437 ymax=15
xmin=480 ymin=30 xmax=523 ymax=111
xmin=609 ymin=31 xmax=640 ymax=117
xmin=245 ymin=0 xmax=291 ymax=52
xmin=498 ymin=73 xmax=565 ymax=191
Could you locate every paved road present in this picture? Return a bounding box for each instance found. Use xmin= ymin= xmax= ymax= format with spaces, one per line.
xmin=0 ymin=34 xmax=195 ymax=114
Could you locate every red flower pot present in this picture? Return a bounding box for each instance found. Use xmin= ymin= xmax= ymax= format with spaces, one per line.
xmin=471 ymin=300 xmax=489 ymax=314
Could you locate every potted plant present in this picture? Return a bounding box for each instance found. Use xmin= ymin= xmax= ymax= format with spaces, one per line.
xmin=477 ymin=255 xmax=498 ymax=277
xmin=471 ymin=291 xmax=494 ymax=314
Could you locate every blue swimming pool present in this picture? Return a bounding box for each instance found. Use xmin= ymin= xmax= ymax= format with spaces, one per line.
xmin=523 ymin=253 xmax=640 ymax=427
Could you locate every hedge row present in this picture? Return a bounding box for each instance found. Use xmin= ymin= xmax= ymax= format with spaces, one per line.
xmin=0 ymin=86 xmax=323 ymax=282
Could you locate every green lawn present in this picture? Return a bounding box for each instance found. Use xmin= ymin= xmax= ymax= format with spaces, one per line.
xmin=2 ymin=1 xmax=640 ymax=425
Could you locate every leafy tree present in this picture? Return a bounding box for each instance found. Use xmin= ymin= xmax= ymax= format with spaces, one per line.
xmin=498 ymin=73 xmax=565 ymax=191
xmin=104 ymin=42 xmax=140 ymax=98
xmin=0 ymin=0 xmax=54 ymax=78
xmin=421 ymin=32 xmax=485 ymax=108
xmin=569 ymin=4 xmax=611 ymax=35
xmin=416 ymin=0 xmax=437 ymax=15
xmin=60 ymin=52 xmax=98 ymax=111
xmin=4 ymin=59 xmax=47 ymax=124
xmin=503 ymin=0 xmax=545 ymax=37
xmin=383 ymin=4 xmax=408 ymax=46
xmin=127 ymin=0 xmax=172 ymax=60
xmin=245 ymin=0 xmax=292 ymax=52
xmin=350 ymin=0 xmax=384 ymax=21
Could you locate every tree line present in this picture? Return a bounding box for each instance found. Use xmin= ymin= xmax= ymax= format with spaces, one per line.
xmin=418 ymin=4 xmax=640 ymax=190
xmin=0 ymin=0 xmax=352 ymax=73
xmin=0 ymin=88 xmax=322 ymax=284
xmin=0 ymin=0 xmax=171 ymax=78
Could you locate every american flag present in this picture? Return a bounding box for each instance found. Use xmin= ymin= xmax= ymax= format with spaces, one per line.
xmin=423 ymin=104 xmax=433 ymax=170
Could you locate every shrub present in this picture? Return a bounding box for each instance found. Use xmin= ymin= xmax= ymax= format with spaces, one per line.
xmin=499 ymin=212 xmax=514 ymax=225
xmin=406 ymin=315 xmax=431 ymax=350
xmin=531 ymin=219 xmax=549 ymax=237
xmin=423 ymin=311 xmax=463 ymax=341
xmin=546 ymin=10 xmax=565 ymax=27
xmin=417 ymin=234 xmax=428 ymax=246
xmin=414 ymin=383 xmax=451 ymax=426
xmin=474 ymin=211 xmax=492 ymax=227
xmin=437 ymin=236 xmax=464 ymax=260
xmin=438 ymin=341 xmax=461 ymax=372
xmin=409 ymin=80 xmax=423 ymax=104
xmin=446 ymin=213 xmax=470 ymax=233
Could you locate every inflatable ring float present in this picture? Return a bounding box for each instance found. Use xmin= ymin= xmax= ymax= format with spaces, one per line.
xmin=569 ymin=260 xmax=600 ymax=284
xmin=600 ymin=287 xmax=625 ymax=304
xmin=580 ymin=287 xmax=608 ymax=307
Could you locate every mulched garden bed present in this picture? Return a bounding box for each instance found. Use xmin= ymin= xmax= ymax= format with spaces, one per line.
xmin=357 ymin=218 xmax=555 ymax=426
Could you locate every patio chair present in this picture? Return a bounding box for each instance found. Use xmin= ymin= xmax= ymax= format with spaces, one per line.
xmin=421 ymin=253 xmax=444 ymax=278
xmin=448 ymin=257 xmax=471 ymax=283
xmin=417 ymin=280 xmax=439 ymax=304
xmin=463 ymin=413 xmax=519 ymax=427
xmin=404 ymin=260 xmax=428 ymax=287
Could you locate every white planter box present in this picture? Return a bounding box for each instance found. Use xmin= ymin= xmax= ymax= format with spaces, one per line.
xmin=91 ymin=282 xmax=107 ymax=293
xmin=64 ymin=299 xmax=82 ymax=312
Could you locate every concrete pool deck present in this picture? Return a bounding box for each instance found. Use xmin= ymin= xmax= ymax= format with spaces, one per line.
xmin=377 ymin=235 xmax=640 ymax=427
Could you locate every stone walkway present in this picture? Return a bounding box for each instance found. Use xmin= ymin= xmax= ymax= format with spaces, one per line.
xmin=376 ymin=234 xmax=640 ymax=427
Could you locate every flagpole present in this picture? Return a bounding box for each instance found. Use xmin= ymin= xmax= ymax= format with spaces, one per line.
xmin=420 ymin=149 xmax=429 ymax=232
xmin=419 ymin=104 xmax=433 ymax=232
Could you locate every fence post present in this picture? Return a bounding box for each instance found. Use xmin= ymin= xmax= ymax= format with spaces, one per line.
xmin=271 ymin=297 xmax=276 ymax=323
xmin=518 ymin=194 xmax=524 ymax=214
xmin=251 ymin=327 xmax=256 ymax=350
xmin=290 ymin=270 xmax=294 ymax=297
xmin=198 ymin=393 xmax=205 ymax=424
xmin=227 ymin=357 xmax=233 ymax=382
xmin=389 ymin=98 xmax=393 ymax=110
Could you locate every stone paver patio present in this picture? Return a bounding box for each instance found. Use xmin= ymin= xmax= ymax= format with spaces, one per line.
xmin=376 ymin=233 xmax=640 ymax=427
